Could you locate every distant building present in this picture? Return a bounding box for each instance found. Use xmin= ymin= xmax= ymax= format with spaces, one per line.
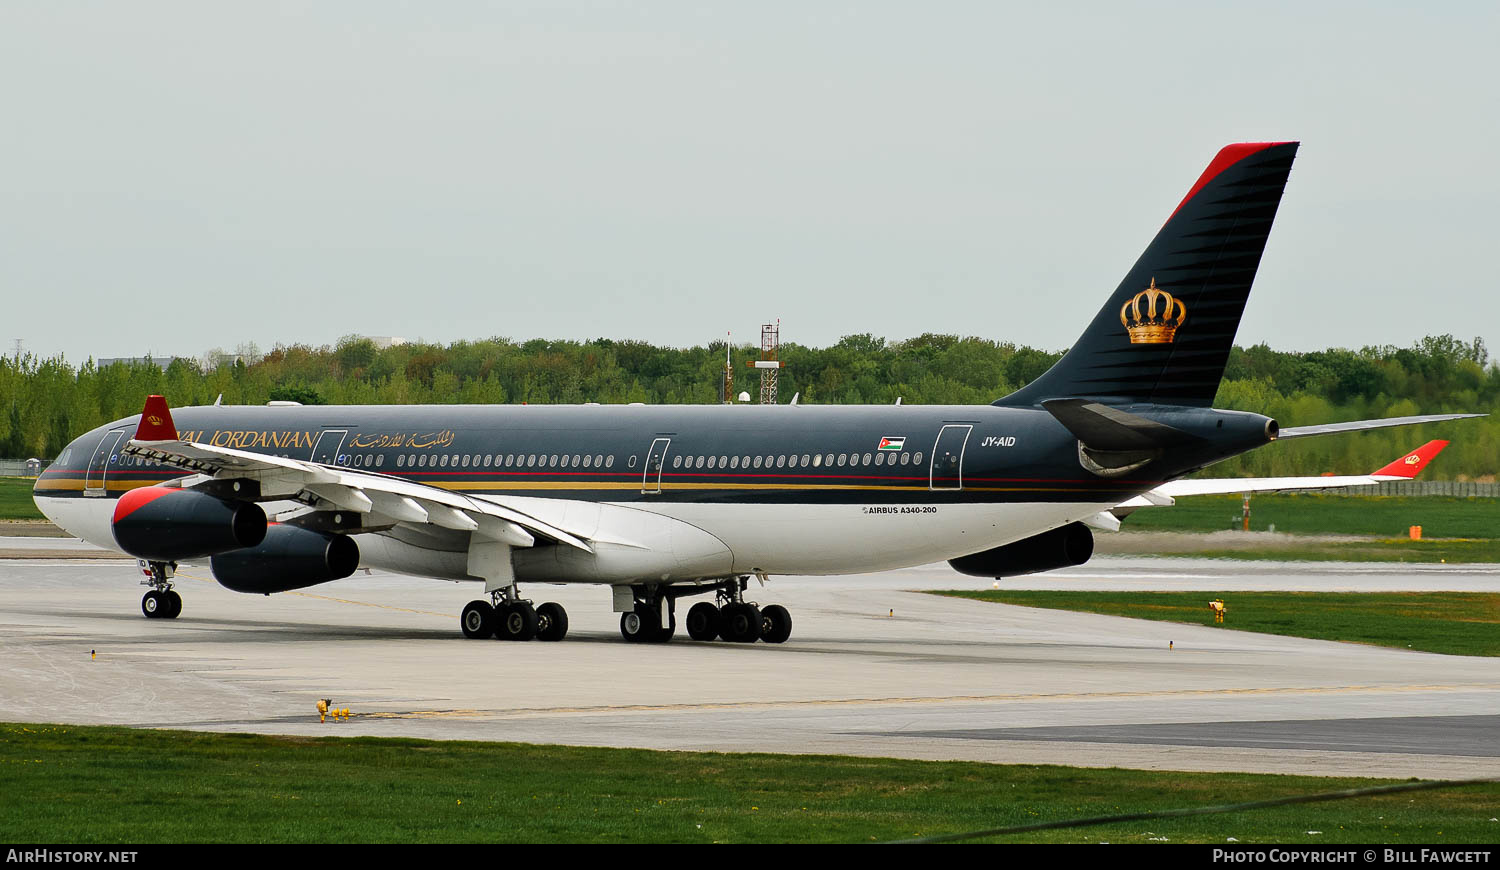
xmin=97 ymin=356 xmax=182 ymax=371
xmin=362 ymin=336 xmax=407 ymax=349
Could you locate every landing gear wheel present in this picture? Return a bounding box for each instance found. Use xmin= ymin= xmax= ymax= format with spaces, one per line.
xmin=141 ymin=590 xmax=165 ymax=619
xmin=496 ymin=602 xmax=539 ymax=641
xmin=685 ymin=602 xmax=721 ymax=641
xmin=620 ymin=608 xmax=675 ymax=643
xmin=620 ymin=610 xmax=650 ymax=643
xmin=760 ymin=604 xmax=792 ymax=644
xmin=536 ymin=602 xmax=569 ymax=642
xmin=721 ymin=603 xmax=762 ymax=643
xmin=460 ymin=600 xmax=495 ymax=638
xmin=163 ymin=591 xmax=183 ymax=620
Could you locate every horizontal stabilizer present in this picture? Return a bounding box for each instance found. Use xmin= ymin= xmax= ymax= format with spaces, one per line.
xmin=1041 ymin=399 xmax=1197 ymax=450
xmin=1278 ymin=414 xmax=1483 ymax=439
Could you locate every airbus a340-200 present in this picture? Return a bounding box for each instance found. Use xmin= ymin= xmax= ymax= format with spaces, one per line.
xmin=32 ymin=141 xmax=1478 ymax=644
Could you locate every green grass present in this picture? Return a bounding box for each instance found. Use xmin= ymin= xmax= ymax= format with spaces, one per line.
xmin=934 ymin=591 xmax=1500 ymax=657
xmin=2 ymin=723 xmax=1498 ymax=843
xmin=1125 ymin=494 xmax=1500 ymax=538
xmin=0 ymin=477 xmax=44 ymax=520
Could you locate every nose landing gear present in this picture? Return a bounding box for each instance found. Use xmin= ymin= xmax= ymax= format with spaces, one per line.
xmin=139 ymin=560 xmax=181 ymax=619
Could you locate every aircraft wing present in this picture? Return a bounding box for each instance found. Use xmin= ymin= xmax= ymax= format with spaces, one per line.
xmin=1114 ymin=440 xmax=1449 ymax=509
xmin=122 ymin=396 xmax=592 ymax=552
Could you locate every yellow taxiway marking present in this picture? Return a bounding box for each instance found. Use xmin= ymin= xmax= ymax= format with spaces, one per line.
xmin=174 ymin=571 xmax=452 ymax=619
xmin=351 ymin=683 xmax=1500 ymax=721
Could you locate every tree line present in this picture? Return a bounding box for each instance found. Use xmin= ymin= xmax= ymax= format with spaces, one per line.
xmin=3 ymin=333 xmax=1496 ymax=480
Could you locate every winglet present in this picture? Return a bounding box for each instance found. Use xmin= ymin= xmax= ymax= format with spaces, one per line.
xmin=1371 ymin=440 xmax=1449 ymax=479
xmin=134 ymin=395 xmax=179 ymax=442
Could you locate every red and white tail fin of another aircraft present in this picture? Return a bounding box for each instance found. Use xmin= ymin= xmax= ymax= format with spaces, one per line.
xmin=1113 ymin=440 xmax=1450 ymax=510
xmin=134 ymin=394 xmax=179 ymax=443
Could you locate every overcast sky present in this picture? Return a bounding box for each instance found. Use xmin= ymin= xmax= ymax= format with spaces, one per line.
xmin=4 ymin=2 xmax=1497 ymax=365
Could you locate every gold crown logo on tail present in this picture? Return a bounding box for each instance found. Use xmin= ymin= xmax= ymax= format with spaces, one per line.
xmin=1120 ymin=278 xmax=1187 ymax=344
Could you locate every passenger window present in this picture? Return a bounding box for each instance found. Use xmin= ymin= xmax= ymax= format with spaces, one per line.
xmin=673 ymin=456 xmax=682 ymax=468
xmin=718 ymin=456 xmax=727 ymax=468
xmin=695 ymin=456 xmax=705 ymax=469
xmin=863 ymin=453 xmax=872 ymax=465
xmin=549 ymin=455 xmax=559 ymax=467
xmin=376 ymin=455 xmax=384 ymax=467
xmin=707 ymin=456 xmax=716 ymax=469
xmin=583 ymin=455 xmax=593 ymax=468
xmin=753 ymin=456 xmax=763 ymax=468
xmin=776 ymin=455 xmax=785 ymax=468
xmin=812 ymin=454 xmax=822 ymax=467
xmin=483 ymin=455 xmax=492 ymax=467
xmin=837 ymin=454 xmax=846 ymax=467
xmin=800 ymin=454 xmax=810 ymax=466
xmin=730 ymin=456 xmax=740 ymax=469
xmin=571 ymin=454 xmax=580 ymax=467
xmin=875 ymin=453 xmax=884 ymax=466
xmin=788 ymin=455 xmax=798 ymax=468
xmin=397 ymin=455 xmax=405 ymax=468
xmin=914 ymin=451 xmax=923 ymax=464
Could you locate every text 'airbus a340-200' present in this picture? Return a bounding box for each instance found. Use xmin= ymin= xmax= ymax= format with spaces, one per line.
xmin=33 ymin=142 xmax=1479 ymax=645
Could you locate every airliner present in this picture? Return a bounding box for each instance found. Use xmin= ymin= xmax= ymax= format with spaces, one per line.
xmin=31 ymin=141 xmax=1478 ymax=645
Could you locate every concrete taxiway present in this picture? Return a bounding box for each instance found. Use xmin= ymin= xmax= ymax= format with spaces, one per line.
xmin=2 ymin=543 xmax=1497 ymax=780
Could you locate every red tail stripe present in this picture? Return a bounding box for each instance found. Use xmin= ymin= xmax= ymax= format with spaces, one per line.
xmin=1168 ymin=141 xmax=1295 ymax=222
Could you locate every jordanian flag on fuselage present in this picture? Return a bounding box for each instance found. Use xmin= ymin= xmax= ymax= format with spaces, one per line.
xmin=878 ymin=436 xmax=905 ymax=450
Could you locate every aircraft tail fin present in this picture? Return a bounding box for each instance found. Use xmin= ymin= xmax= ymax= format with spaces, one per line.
xmin=997 ymin=141 xmax=1299 ymax=408
xmin=134 ymin=395 xmax=178 ymax=442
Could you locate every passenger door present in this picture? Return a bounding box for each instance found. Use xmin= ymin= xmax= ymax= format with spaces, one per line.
xmin=930 ymin=424 xmax=972 ymax=490
xmin=311 ymin=429 xmax=348 ymax=466
xmin=642 ymin=437 xmax=671 ymax=494
xmin=83 ymin=430 xmax=125 ymax=497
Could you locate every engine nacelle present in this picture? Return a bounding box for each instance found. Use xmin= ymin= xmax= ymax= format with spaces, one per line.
xmin=211 ymin=524 xmax=360 ymax=593
xmin=111 ymin=487 xmax=267 ymax=562
xmin=948 ymin=522 xmax=1094 ymax=578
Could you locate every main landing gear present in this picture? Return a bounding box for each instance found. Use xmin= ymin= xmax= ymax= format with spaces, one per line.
xmin=460 ymin=586 xmax=568 ymax=642
xmin=628 ymin=578 xmax=792 ymax=645
xmin=140 ymin=560 xmax=182 ymax=620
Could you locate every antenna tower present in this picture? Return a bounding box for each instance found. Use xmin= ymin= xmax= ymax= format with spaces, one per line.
xmin=722 ymin=332 xmax=733 ymax=403
xmin=758 ymin=321 xmax=780 ymax=405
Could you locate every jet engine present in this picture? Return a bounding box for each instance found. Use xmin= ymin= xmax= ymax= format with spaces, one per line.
xmin=111 ymin=487 xmax=267 ymax=562
xmin=948 ymin=522 xmax=1094 ymax=578
xmin=211 ymin=524 xmax=360 ymax=593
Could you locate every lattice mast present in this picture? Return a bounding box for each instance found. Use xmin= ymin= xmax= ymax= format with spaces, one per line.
xmin=722 ymin=332 xmax=733 ymax=404
xmin=758 ymin=321 xmax=780 ymax=405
